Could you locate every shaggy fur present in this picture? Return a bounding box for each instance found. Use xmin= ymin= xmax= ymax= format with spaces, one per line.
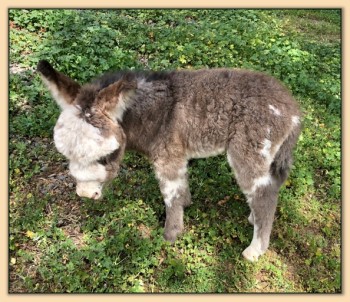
xmin=37 ymin=60 xmax=301 ymax=261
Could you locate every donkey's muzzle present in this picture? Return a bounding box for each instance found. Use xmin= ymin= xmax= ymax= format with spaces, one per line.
xmin=76 ymin=181 xmax=103 ymax=200
xmin=77 ymin=190 xmax=102 ymax=200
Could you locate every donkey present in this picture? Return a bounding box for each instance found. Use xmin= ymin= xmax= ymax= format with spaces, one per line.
xmin=37 ymin=60 xmax=301 ymax=261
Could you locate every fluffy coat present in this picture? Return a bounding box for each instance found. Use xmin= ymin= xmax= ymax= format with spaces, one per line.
xmin=37 ymin=60 xmax=301 ymax=261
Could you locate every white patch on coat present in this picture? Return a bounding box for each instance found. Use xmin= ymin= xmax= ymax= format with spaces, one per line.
xmin=274 ymin=141 xmax=282 ymax=155
xmin=162 ymin=177 xmax=187 ymax=207
xmin=41 ymin=77 xmax=71 ymax=110
xmin=54 ymin=106 xmax=119 ymax=165
xmin=248 ymin=211 xmax=254 ymax=225
xmin=242 ymin=224 xmax=264 ymax=261
xmin=260 ymin=139 xmax=272 ymax=162
xmin=227 ymin=153 xmax=234 ymax=169
xmin=269 ymin=104 xmax=281 ymax=116
xmin=246 ymin=196 xmax=252 ymax=205
xmin=188 ymin=147 xmax=225 ymax=159
xmin=292 ymin=115 xmax=300 ymax=125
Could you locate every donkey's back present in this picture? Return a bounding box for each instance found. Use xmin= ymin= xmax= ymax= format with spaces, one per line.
xmin=161 ymin=69 xmax=300 ymax=162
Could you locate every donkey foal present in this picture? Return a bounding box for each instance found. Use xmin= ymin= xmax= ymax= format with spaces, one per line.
xmin=37 ymin=60 xmax=301 ymax=261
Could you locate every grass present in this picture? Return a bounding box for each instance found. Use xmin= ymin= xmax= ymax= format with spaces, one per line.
xmin=9 ymin=9 xmax=341 ymax=293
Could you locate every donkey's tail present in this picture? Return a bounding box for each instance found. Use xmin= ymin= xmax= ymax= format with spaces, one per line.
xmin=270 ymin=124 xmax=301 ymax=186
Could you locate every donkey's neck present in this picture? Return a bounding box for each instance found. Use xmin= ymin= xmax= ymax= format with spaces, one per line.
xmin=118 ymin=79 xmax=173 ymax=158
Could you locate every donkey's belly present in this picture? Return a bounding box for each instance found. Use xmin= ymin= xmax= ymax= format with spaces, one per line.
xmin=186 ymin=145 xmax=226 ymax=159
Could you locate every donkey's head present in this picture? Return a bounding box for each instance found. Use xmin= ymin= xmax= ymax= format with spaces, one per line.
xmin=37 ymin=60 xmax=134 ymax=199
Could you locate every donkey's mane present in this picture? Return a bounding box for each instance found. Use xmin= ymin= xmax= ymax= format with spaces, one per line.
xmin=93 ymin=70 xmax=173 ymax=90
xmin=75 ymin=70 xmax=174 ymax=114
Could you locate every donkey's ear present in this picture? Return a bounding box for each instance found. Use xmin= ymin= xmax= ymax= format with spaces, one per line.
xmin=95 ymin=76 xmax=137 ymax=121
xmin=119 ymin=73 xmax=138 ymax=91
xmin=37 ymin=60 xmax=81 ymax=110
xmin=97 ymin=75 xmax=137 ymax=106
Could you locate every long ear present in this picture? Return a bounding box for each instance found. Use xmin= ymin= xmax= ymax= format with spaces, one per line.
xmin=96 ymin=74 xmax=137 ymax=113
xmin=37 ymin=60 xmax=81 ymax=110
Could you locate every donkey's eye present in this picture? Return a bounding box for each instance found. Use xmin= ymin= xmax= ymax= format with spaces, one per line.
xmin=97 ymin=148 xmax=120 ymax=166
xmin=97 ymin=156 xmax=108 ymax=166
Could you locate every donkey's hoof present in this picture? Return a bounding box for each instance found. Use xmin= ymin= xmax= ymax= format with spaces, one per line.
xmin=164 ymin=226 xmax=183 ymax=243
xmin=242 ymin=245 xmax=262 ymax=262
xmin=163 ymin=234 xmax=176 ymax=244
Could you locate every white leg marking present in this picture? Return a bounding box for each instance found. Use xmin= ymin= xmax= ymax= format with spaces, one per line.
xmin=254 ymin=174 xmax=272 ymax=187
xmin=163 ymin=177 xmax=186 ymax=208
xmin=269 ymin=104 xmax=281 ymax=116
xmin=249 ymin=174 xmax=272 ymax=194
xmin=242 ymin=223 xmax=264 ymax=261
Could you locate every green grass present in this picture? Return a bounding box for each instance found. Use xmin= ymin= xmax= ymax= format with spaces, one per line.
xmin=9 ymin=9 xmax=341 ymax=293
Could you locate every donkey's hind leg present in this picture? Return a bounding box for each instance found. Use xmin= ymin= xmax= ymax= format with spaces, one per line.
xmin=242 ymin=130 xmax=300 ymax=260
xmin=242 ymin=183 xmax=279 ymax=261
xmin=227 ymin=127 xmax=299 ymax=261
xmin=227 ymin=147 xmax=280 ymax=261
xmin=242 ymin=149 xmax=295 ymax=262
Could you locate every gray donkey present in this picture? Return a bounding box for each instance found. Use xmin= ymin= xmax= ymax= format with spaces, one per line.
xmin=37 ymin=60 xmax=301 ymax=261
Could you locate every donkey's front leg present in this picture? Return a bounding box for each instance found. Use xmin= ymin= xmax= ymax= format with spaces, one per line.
xmin=154 ymin=160 xmax=191 ymax=243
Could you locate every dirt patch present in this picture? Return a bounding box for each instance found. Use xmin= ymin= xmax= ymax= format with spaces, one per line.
xmin=35 ymin=167 xmax=88 ymax=250
xmin=137 ymin=223 xmax=152 ymax=239
xmin=14 ymin=134 xmax=87 ymax=235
